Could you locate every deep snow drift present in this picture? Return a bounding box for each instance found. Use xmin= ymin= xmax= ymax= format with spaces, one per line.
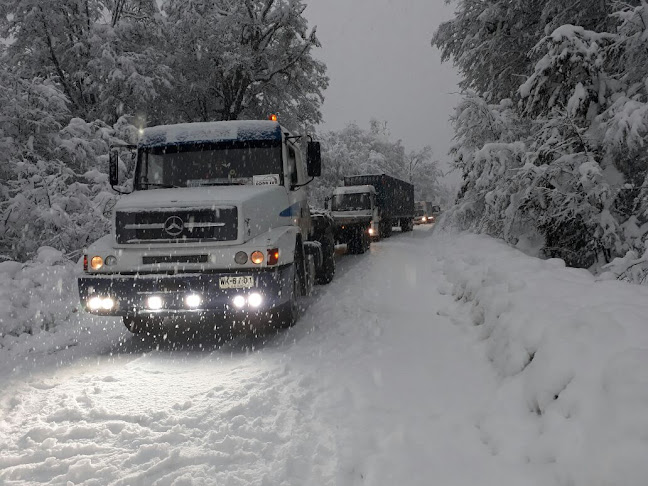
xmin=1 ymin=226 xmax=648 ymax=485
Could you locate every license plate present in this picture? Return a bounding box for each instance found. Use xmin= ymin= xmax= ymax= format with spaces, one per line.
xmin=219 ymin=275 xmax=255 ymax=289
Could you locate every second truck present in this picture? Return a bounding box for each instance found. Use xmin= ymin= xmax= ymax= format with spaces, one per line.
xmin=329 ymin=174 xmax=415 ymax=252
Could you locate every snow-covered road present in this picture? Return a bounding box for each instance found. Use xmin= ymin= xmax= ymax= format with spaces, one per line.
xmin=4 ymin=226 xmax=647 ymax=485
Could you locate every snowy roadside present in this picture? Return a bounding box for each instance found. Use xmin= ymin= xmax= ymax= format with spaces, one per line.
xmin=434 ymin=228 xmax=648 ymax=485
xmin=0 ymin=247 xmax=123 ymax=380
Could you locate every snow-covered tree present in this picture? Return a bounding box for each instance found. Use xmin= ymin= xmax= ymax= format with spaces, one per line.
xmin=435 ymin=0 xmax=648 ymax=276
xmin=159 ymin=0 xmax=328 ymax=130
xmin=0 ymin=0 xmax=169 ymax=123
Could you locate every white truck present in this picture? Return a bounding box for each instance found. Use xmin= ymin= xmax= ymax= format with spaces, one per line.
xmin=329 ymin=185 xmax=375 ymax=254
xmin=78 ymin=120 xmax=335 ymax=333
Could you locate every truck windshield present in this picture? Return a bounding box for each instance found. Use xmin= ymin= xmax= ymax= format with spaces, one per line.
xmin=331 ymin=193 xmax=372 ymax=211
xmin=135 ymin=140 xmax=283 ymax=189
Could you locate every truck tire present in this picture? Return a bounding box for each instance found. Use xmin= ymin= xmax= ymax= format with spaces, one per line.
xmin=348 ymin=226 xmax=367 ymax=254
xmin=363 ymin=226 xmax=371 ymax=251
xmin=123 ymin=315 xmax=158 ymax=334
xmin=277 ymin=262 xmax=300 ymax=328
xmin=401 ymin=218 xmax=414 ymax=232
xmin=380 ymin=220 xmax=393 ymax=238
xmin=315 ymin=231 xmax=335 ymax=284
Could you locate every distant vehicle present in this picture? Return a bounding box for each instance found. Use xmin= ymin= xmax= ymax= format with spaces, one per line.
xmin=78 ymin=118 xmax=335 ymax=334
xmin=342 ymin=174 xmax=415 ymax=238
xmin=415 ymin=201 xmax=439 ymax=224
xmin=328 ymin=185 xmax=375 ymax=253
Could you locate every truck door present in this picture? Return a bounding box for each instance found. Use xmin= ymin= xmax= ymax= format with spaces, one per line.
xmin=285 ymin=140 xmax=312 ymax=238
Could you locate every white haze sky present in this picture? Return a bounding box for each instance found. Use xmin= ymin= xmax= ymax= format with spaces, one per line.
xmin=304 ymin=0 xmax=461 ymax=168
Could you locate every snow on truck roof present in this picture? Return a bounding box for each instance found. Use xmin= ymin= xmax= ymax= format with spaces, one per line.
xmin=139 ymin=120 xmax=283 ymax=147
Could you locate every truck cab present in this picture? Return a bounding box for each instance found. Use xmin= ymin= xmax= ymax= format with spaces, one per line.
xmin=330 ymin=185 xmax=378 ymax=231
xmin=328 ymin=185 xmax=376 ymax=253
xmin=78 ymin=120 xmax=333 ymax=333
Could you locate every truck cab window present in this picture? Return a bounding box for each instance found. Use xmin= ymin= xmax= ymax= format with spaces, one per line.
xmin=135 ymin=141 xmax=283 ymax=189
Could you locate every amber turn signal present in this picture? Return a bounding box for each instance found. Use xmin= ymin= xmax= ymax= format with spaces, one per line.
xmin=90 ymin=256 xmax=103 ymax=270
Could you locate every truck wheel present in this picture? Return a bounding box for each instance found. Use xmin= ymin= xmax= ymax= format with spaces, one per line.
xmin=380 ymin=221 xmax=393 ymax=238
xmin=315 ymin=232 xmax=335 ymax=285
xmin=363 ymin=227 xmax=371 ymax=251
xmin=277 ymin=263 xmax=300 ymax=328
xmin=123 ymin=316 xmax=156 ymax=334
xmin=348 ymin=227 xmax=366 ymax=254
xmin=401 ymin=218 xmax=414 ymax=232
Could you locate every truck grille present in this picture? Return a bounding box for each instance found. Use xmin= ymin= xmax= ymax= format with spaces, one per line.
xmin=116 ymin=208 xmax=238 ymax=244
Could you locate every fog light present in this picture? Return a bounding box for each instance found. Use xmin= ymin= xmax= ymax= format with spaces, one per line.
xmin=101 ymin=297 xmax=115 ymax=310
xmin=147 ymin=296 xmax=163 ymax=310
xmin=248 ymin=292 xmax=263 ymax=308
xmin=185 ymin=294 xmax=202 ymax=308
xmin=232 ymin=295 xmax=246 ymax=309
xmin=88 ymin=296 xmax=103 ymax=311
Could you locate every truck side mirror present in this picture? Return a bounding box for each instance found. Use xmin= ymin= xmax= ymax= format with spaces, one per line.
xmin=109 ymin=149 xmax=119 ymax=187
xmin=307 ymin=141 xmax=321 ymax=177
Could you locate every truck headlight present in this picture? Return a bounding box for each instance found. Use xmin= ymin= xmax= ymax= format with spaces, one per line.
xmin=185 ymin=294 xmax=202 ymax=308
xmin=235 ymin=251 xmax=248 ymax=264
xmin=147 ymin=296 xmax=164 ymax=310
xmin=232 ymin=295 xmax=246 ymax=308
xmin=101 ymin=298 xmax=115 ymax=310
xmin=88 ymin=296 xmax=103 ymax=311
xmin=251 ymin=251 xmax=264 ymax=264
xmin=248 ymin=292 xmax=263 ymax=308
xmin=105 ymin=255 xmax=117 ymax=266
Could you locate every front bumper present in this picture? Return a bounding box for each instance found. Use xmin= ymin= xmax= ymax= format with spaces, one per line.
xmin=78 ymin=265 xmax=293 ymax=317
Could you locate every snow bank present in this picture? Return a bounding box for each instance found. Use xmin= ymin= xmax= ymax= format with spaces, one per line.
xmin=0 ymin=248 xmax=122 ymax=376
xmin=438 ymin=230 xmax=648 ymax=486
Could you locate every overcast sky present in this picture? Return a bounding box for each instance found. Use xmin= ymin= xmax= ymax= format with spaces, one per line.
xmin=304 ymin=0 xmax=461 ymax=164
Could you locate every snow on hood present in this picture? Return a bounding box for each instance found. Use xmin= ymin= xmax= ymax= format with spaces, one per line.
xmin=114 ymin=185 xmax=287 ymax=211
xmin=139 ymin=120 xmax=283 ymax=148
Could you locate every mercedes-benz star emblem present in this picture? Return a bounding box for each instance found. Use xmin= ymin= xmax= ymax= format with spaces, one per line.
xmin=164 ymin=216 xmax=184 ymax=237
